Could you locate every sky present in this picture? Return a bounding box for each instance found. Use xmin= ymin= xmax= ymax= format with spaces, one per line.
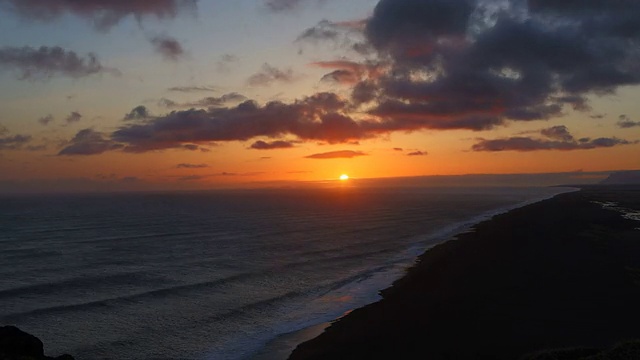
xmin=0 ymin=0 xmax=639 ymax=192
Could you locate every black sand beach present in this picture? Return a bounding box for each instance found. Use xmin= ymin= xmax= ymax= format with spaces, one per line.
xmin=288 ymin=186 xmax=640 ymax=360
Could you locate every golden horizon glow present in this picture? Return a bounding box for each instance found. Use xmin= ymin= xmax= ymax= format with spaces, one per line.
xmin=339 ymin=174 xmax=349 ymax=181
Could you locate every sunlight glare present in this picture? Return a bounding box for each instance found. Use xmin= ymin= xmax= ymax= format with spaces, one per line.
xmin=339 ymin=174 xmax=349 ymax=181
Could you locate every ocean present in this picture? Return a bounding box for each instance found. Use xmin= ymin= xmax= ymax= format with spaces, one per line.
xmin=0 ymin=186 xmax=570 ymax=360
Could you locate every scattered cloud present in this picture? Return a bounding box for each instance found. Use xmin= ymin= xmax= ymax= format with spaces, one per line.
xmin=124 ymin=106 xmax=151 ymax=121
xmin=393 ymin=147 xmax=403 ymax=151
xmin=38 ymin=114 xmax=54 ymax=126
xmin=0 ymin=132 xmax=31 ymax=150
xmin=249 ymin=140 xmax=295 ymax=150
xmin=176 ymin=163 xmax=209 ymax=169
xmin=58 ymin=128 xmax=122 ymax=156
xmin=540 ymin=125 xmax=574 ymax=142
xmin=472 ymin=126 xmax=634 ymax=152
xmin=66 ymin=111 xmax=82 ymax=124
xmin=150 ymin=35 xmax=185 ymax=61
xmin=0 ymin=46 xmax=116 ymax=80
xmin=247 ymin=63 xmax=296 ymax=86
xmin=617 ymin=115 xmax=640 ymax=128
xmin=304 ymin=150 xmax=367 ymax=159
xmin=0 ymin=0 xmax=197 ymax=31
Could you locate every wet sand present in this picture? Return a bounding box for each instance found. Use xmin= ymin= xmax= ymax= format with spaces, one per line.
xmin=288 ymin=186 xmax=640 ymax=359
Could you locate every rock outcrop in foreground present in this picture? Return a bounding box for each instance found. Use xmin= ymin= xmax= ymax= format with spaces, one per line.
xmin=0 ymin=326 xmax=74 ymax=360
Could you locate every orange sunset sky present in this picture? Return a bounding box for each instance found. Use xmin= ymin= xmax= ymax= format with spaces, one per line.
xmin=0 ymin=0 xmax=639 ymax=192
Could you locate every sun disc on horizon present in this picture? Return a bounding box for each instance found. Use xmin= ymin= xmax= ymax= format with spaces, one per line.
xmin=339 ymin=174 xmax=349 ymax=181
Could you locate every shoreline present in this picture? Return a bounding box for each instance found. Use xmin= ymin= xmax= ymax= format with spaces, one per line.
xmin=252 ymin=186 xmax=577 ymax=360
xmin=288 ymin=185 xmax=640 ymax=359
xmin=248 ymin=187 xmax=576 ymax=360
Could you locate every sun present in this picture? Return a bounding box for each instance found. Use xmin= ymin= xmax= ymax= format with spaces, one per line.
xmin=339 ymin=174 xmax=349 ymax=181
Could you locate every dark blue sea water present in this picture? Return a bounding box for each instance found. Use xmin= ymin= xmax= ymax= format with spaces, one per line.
xmin=0 ymin=186 xmax=570 ymax=359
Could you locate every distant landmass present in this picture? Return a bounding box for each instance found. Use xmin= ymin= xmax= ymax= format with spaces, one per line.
xmin=600 ymin=170 xmax=640 ymax=185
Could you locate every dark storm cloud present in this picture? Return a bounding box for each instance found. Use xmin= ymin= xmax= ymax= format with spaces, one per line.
xmin=366 ymin=0 xmax=473 ymax=52
xmin=57 ymin=0 xmax=640 ymax=160
xmin=247 ymin=64 xmax=296 ymax=87
xmin=159 ymin=93 xmax=247 ymax=108
xmin=150 ymin=35 xmax=185 ymax=61
xmin=351 ymin=80 xmax=378 ymax=105
xmin=110 ymin=92 xmax=366 ymax=152
xmin=472 ymin=125 xmax=633 ymax=152
xmin=176 ymin=163 xmax=209 ymax=169
xmin=351 ymin=0 xmax=640 ymax=131
xmin=0 ymin=46 xmax=114 ymax=80
xmin=58 ymin=129 xmax=122 ymax=155
xmin=304 ymin=150 xmax=367 ymax=159
xmin=66 ymin=111 xmax=82 ymax=124
xmin=249 ymin=140 xmax=295 ymax=150
xmin=0 ymin=0 xmax=197 ymax=31
xmin=617 ymin=115 xmax=640 ymax=128
xmin=38 ymin=114 xmax=54 ymax=126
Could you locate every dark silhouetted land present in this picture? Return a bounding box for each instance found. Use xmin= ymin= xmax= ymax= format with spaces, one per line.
xmin=289 ymin=186 xmax=640 ymax=360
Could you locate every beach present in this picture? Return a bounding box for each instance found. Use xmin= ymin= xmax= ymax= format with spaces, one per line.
xmin=288 ymin=186 xmax=640 ymax=359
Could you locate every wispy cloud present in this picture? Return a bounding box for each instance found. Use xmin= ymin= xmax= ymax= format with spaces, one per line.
xmin=150 ymin=35 xmax=185 ymax=61
xmin=0 ymin=0 xmax=196 ymax=31
xmin=0 ymin=46 xmax=116 ymax=80
xmin=305 ymin=150 xmax=367 ymax=159
xmin=264 ymin=0 xmax=306 ymax=12
xmin=159 ymin=93 xmax=247 ymax=108
xmin=617 ymin=115 xmax=640 ymax=128
xmin=312 ymin=60 xmax=385 ymax=85
xmin=66 ymin=111 xmax=82 ymax=124
xmin=38 ymin=114 xmax=54 ymax=126
xmin=247 ymin=63 xmax=297 ymax=87
xmin=0 ymin=133 xmax=31 ymax=150
xmin=249 ymin=140 xmax=295 ymax=150
xmin=472 ymin=126 xmax=634 ymax=152
xmin=407 ymin=150 xmax=427 ymax=156
xmin=176 ymin=163 xmax=209 ymax=169
xmin=167 ymin=85 xmax=217 ymax=93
